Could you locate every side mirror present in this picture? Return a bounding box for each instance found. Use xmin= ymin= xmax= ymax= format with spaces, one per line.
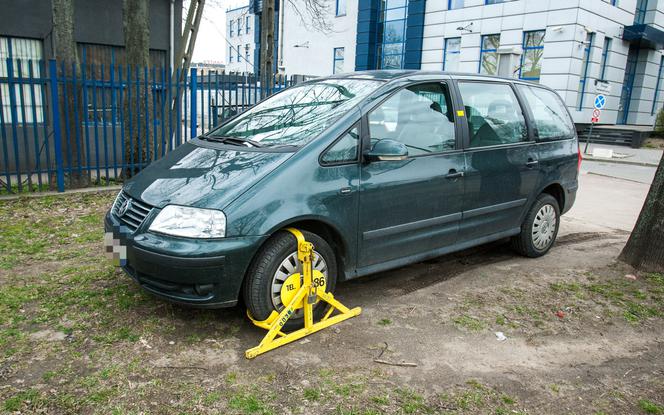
xmin=364 ymin=139 xmax=408 ymax=162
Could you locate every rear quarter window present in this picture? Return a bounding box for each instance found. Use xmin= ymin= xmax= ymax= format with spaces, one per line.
xmin=517 ymin=85 xmax=575 ymax=141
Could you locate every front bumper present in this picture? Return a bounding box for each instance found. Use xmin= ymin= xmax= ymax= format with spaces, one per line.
xmin=105 ymin=211 xmax=265 ymax=308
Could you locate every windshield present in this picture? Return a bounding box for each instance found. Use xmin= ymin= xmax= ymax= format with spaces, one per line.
xmin=206 ymin=79 xmax=383 ymax=147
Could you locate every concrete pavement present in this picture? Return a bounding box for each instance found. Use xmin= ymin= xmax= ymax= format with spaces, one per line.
xmin=581 ymin=142 xmax=663 ymax=167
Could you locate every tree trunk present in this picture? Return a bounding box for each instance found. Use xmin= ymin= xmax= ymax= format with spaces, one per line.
xmin=122 ymin=0 xmax=154 ymax=177
xmin=51 ymin=0 xmax=89 ymax=187
xmin=619 ymin=152 xmax=664 ymax=272
xmin=260 ymin=0 xmax=276 ymax=95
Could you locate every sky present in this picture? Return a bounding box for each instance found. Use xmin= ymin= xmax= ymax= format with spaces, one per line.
xmin=191 ymin=0 xmax=249 ymax=64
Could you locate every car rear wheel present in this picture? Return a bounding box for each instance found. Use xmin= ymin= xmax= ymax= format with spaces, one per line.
xmin=512 ymin=194 xmax=560 ymax=258
xmin=242 ymin=230 xmax=337 ymax=331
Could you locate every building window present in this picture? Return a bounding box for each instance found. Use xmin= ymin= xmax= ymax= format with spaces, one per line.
xmin=577 ymin=32 xmax=594 ymax=110
xmin=448 ymin=0 xmax=464 ymax=9
xmin=245 ymin=44 xmax=251 ymax=63
xmin=333 ymin=47 xmax=345 ymax=74
xmin=485 ymin=0 xmax=507 ymax=4
xmin=237 ymin=18 xmax=241 ymax=33
xmin=520 ymin=30 xmax=545 ymax=81
xmin=0 ymin=36 xmax=45 ymax=124
xmin=652 ymin=55 xmax=664 ymax=115
xmin=599 ymin=37 xmax=611 ymax=80
xmin=237 ymin=45 xmax=241 ymax=62
xmin=479 ymin=34 xmax=500 ymax=75
xmin=378 ymin=0 xmax=408 ymax=69
xmin=229 ymin=46 xmax=233 ymax=62
xmin=246 ymin=16 xmax=251 ymax=33
xmin=336 ymin=0 xmax=346 ymax=16
xmin=635 ymin=0 xmax=648 ymax=24
xmin=443 ymin=37 xmax=461 ymax=71
xmin=603 ymin=0 xmax=618 ymax=5
xmin=229 ymin=21 xmax=234 ymax=37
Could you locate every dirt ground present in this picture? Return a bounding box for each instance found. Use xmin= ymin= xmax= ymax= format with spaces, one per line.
xmin=0 ymin=172 xmax=663 ymax=414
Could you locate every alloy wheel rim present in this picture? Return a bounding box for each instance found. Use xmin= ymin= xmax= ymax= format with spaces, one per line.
xmin=532 ymin=204 xmax=557 ymax=250
xmin=271 ymin=251 xmax=328 ymax=317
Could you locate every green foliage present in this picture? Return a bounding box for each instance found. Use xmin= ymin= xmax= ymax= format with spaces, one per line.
xmin=655 ymin=108 xmax=664 ymax=136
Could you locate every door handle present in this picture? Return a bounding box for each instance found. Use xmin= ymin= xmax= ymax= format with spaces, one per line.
xmin=339 ymin=187 xmax=352 ymax=195
xmin=526 ymin=159 xmax=539 ymax=168
xmin=445 ymin=169 xmax=465 ymax=180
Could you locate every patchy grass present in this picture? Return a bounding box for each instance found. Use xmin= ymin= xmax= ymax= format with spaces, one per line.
xmin=453 ymin=315 xmax=485 ymax=331
xmin=1 ymin=191 xmax=663 ymax=414
xmin=640 ymin=399 xmax=664 ymax=414
xmin=449 ymin=269 xmax=664 ymax=337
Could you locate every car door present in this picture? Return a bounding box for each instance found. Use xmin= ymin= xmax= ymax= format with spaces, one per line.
xmin=456 ymin=80 xmax=540 ymax=242
xmin=357 ymin=81 xmax=466 ymax=269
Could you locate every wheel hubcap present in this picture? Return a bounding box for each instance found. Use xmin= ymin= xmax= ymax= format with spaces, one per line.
xmin=271 ymin=251 xmax=328 ymax=317
xmin=532 ymin=204 xmax=557 ymax=250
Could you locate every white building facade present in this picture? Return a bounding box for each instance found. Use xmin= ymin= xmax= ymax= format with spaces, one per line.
xmin=225 ymin=5 xmax=257 ymax=73
xmin=239 ymin=0 xmax=664 ymax=127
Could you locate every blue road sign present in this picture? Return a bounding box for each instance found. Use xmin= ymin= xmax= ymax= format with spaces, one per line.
xmin=594 ymin=95 xmax=606 ymax=110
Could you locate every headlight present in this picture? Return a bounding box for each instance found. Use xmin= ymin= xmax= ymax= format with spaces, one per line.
xmin=149 ymin=205 xmax=226 ymax=238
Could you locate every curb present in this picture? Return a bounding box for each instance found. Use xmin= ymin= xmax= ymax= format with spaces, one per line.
xmin=0 ymin=185 xmax=121 ymax=201
xmin=582 ymin=155 xmax=660 ymax=168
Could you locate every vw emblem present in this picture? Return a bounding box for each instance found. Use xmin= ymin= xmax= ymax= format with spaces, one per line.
xmin=118 ymin=199 xmax=132 ymax=217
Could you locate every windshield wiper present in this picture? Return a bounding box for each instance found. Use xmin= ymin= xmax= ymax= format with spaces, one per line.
xmin=200 ymin=135 xmax=263 ymax=148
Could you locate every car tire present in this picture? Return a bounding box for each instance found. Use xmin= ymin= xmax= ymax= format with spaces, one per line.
xmin=242 ymin=230 xmax=337 ymax=331
xmin=511 ymin=193 xmax=560 ymax=258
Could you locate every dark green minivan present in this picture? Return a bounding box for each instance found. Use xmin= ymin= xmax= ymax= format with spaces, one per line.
xmin=105 ymin=70 xmax=580 ymax=323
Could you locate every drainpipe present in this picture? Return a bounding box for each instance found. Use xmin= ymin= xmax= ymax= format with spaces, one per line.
xmin=278 ymin=0 xmax=285 ymax=70
xmin=170 ymin=0 xmax=175 ymax=70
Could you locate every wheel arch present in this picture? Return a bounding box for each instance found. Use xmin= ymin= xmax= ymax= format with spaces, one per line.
xmin=239 ymin=216 xmax=351 ymax=303
xmin=540 ymin=182 xmax=565 ymax=212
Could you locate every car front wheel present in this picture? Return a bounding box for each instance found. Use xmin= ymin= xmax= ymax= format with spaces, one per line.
xmin=512 ymin=193 xmax=560 ymax=258
xmin=242 ymin=230 xmax=337 ymax=331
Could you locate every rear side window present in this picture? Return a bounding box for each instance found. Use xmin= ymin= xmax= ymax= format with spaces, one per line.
xmin=458 ymin=82 xmax=527 ymax=148
xmin=321 ymin=126 xmax=359 ymax=164
xmin=368 ymin=82 xmax=456 ymax=156
xmin=517 ymin=85 xmax=575 ymax=140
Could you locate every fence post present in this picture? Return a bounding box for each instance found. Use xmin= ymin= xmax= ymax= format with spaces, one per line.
xmin=190 ymin=67 xmax=197 ymax=139
xmin=48 ymin=59 xmax=65 ymax=192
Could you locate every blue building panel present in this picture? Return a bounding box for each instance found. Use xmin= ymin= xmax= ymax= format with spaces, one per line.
xmin=355 ymin=0 xmax=381 ymax=71
xmin=404 ymin=0 xmax=426 ymax=69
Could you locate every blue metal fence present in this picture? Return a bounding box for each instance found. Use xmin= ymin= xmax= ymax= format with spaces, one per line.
xmin=0 ymin=58 xmax=304 ymax=194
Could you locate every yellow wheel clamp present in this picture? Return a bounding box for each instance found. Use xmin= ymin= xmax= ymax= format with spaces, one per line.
xmin=245 ymin=228 xmax=362 ymax=359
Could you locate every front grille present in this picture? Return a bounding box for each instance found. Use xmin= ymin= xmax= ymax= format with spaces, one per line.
xmin=112 ymin=191 xmax=153 ymax=232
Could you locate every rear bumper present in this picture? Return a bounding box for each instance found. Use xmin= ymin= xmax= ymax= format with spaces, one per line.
xmin=105 ymin=211 xmax=265 ymax=308
xmin=562 ymin=183 xmax=578 ymax=215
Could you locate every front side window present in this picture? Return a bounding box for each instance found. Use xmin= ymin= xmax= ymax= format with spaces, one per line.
xmin=443 ymin=37 xmax=461 ymax=72
xmin=333 ymin=47 xmax=345 ymax=74
xmin=479 ymin=34 xmax=500 ymax=75
xmin=517 ymin=85 xmax=575 ymax=140
xmin=321 ymin=125 xmax=359 ymax=164
xmin=208 ymin=79 xmax=383 ymax=147
xmin=458 ymin=82 xmax=527 ymax=148
xmin=520 ymin=30 xmax=545 ymax=81
xmin=368 ymin=82 xmax=456 ymax=156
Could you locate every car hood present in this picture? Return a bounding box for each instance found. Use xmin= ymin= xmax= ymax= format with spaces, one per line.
xmin=123 ymin=142 xmax=292 ymax=209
